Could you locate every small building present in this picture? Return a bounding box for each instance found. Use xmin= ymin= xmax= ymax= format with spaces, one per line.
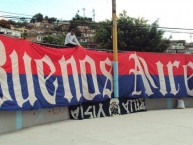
xmin=56 ymin=20 xmax=70 ymax=31
xmin=166 ymin=40 xmax=186 ymax=53
xmin=77 ymin=25 xmax=96 ymax=48
xmin=0 ymin=27 xmax=21 ymax=38
xmin=184 ymin=42 xmax=193 ymax=54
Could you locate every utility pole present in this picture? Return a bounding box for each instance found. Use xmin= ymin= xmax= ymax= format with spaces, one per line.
xmin=112 ymin=0 xmax=119 ymax=98
xmin=82 ymin=8 xmax=85 ymax=17
xmin=92 ymin=9 xmax=95 ymax=22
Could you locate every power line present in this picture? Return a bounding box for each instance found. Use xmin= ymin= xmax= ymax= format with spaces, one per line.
xmin=0 ymin=10 xmax=33 ymax=17
xmin=158 ymin=27 xmax=193 ymax=31
xmin=0 ymin=15 xmax=31 ymax=19
xmin=161 ymin=30 xmax=193 ymax=34
xmin=115 ymin=25 xmax=193 ymax=34
xmin=123 ymin=25 xmax=193 ymax=31
xmin=1 ymin=10 xmax=193 ymax=32
xmin=1 ymin=11 xmax=193 ymax=34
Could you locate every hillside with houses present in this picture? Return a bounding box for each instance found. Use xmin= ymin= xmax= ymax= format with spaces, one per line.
xmin=0 ymin=13 xmax=97 ymax=48
xmin=1 ymin=12 xmax=193 ymax=53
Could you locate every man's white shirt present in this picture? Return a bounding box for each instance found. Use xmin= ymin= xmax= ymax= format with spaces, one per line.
xmin=65 ymin=33 xmax=80 ymax=45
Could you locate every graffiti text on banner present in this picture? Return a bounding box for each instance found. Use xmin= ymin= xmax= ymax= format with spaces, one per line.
xmin=69 ymin=98 xmax=146 ymax=119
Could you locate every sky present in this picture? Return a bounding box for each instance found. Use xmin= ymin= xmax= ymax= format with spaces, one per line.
xmin=1 ymin=0 xmax=193 ymax=42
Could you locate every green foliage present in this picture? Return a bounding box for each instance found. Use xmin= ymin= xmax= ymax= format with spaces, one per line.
xmin=68 ymin=13 xmax=94 ymax=37
xmin=8 ymin=20 xmax=16 ymax=25
xmin=2 ymin=10 xmax=170 ymax=52
xmin=48 ymin=17 xmax=57 ymax=23
xmin=80 ymin=42 xmax=88 ymax=47
xmin=44 ymin=16 xmax=49 ymax=20
xmin=53 ymin=26 xmax=63 ymax=32
xmin=30 ymin=13 xmax=44 ymax=23
xmin=42 ymin=34 xmax=65 ymax=46
xmin=7 ymin=20 xmax=28 ymax=28
xmin=73 ymin=13 xmax=92 ymax=21
xmin=21 ymin=32 xmax=28 ymax=39
xmin=94 ymin=20 xmax=112 ymax=50
xmin=95 ymin=10 xmax=170 ymax=52
xmin=69 ymin=13 xmax=93 ymax=31
xmin=0 ymin=19 xmax=11 ymax=29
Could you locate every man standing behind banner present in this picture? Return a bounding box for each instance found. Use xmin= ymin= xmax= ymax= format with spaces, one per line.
xmin=64 ymin=29 xmax=81 ymax=47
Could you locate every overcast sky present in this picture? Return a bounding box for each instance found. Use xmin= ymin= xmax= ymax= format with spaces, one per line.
xmin=1 ymin=0 xmax=193 ymax=42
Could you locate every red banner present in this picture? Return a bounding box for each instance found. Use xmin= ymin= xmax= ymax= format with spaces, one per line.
xmin=0 ymin=35 xmax=193 ymax=110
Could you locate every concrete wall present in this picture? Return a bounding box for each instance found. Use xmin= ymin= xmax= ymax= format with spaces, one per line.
xmin=146 ymin=98 xmax=193 ymax=110
xmin=146 ymin=98 xmax=177 ymax=110
xmin=0 ymin=107 xmax=69 ymax=134
xmin=1 ymin=98 xmax=193 ymax=134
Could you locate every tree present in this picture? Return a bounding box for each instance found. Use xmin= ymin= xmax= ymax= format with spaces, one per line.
xmin=44 ymin=16 xmax=49 ymax=20
xmin=48 ymin=17 xmax=57 ymax=23
xmin=42 ymin=34 xmax=66 ymax=46
xmin=68 ymin=12 xmax=97 ymax=41
xmin=30 ymin=13 xmax=43 ymax=23
xmin=69 ymin=12 xmax=94 ymax=32
xmin=0 ymin=19 xmax=11 ymax=29
xmin=95 ymin=10 xmax=170 ymax=52
xmin=8 ymin=20 xmax=16 ymax=25
xmin=94 ymin=20 xmax=112 ymax=50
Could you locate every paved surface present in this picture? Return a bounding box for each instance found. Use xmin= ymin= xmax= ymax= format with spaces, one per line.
xmin=1 ymin=109 xmax=193 ymax=145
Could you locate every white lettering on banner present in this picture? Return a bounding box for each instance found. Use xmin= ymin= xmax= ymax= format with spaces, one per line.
xmin=167 ymin=61 xmax=180 ymax=95
xmin=0 ymin=41 xmax=6 ymax=66
xmin=129 ymin=54 xmax=183 ymax=96
xmin=59 ymin=56 xmax=81 ymax=102
xmin=80 ymin=105 xmax=84 ymax=119
xmin=2 ymin=37 xmax=193 ymax=108
xmin=80 ymin=55 xmax=100 ymax=100
xmin=183 ymin=62 xmax=193 ymax=96
xmin=70 ymin=103 xmax=106 ymax=119
xmin=97 ymin=103 xmax=106 ymax=117
xmin=129 ymin=53 xmax=158 ymax=96
xmin=9 ymin=51 xmax=38 ymax=107
xmin=35 ymin=55 xmax=58 ymax=105
xmin=122 ymin=102 xmax=130 ymax=114
xmin=0 ymin=39 xmax=112 ymax=107
xmin=93 ymin=105 xmax=96 ymax=118
xmin=70 ymin=98 xmax=146 ymax=119
xmin=84 ymin=106 xmax=93 ymax=118
xmin=10 ymin=51 xmax=28 ymax=107
xmin=156 ymin=61 xmax=167 ymax=95
xmin=0 ymin=40 xmax=13 ymax=106
xmin=139 ymin=98 xmax=146 ymax=110
xmin=100 ymin=58 xmax=113 ymax=97
xmin=23 ymin=53 xmax=37 ymax=105
xmin=122 ymin=98 xmax=146 ymax=113
xmin=0 ymin=44 xmax=112 ymax=107
xmin=123 ymin=99 xmax=135 ymax=112
xmin=70 ymin=107 xmax=80 ymax=119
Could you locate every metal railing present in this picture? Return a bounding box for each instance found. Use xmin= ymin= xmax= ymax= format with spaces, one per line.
xmin=34 ymin=41 xmax=130 ymax=53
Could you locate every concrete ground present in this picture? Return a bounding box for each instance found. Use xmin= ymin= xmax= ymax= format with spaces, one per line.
xmin=1 ymin=109 xmax=193 ymax=145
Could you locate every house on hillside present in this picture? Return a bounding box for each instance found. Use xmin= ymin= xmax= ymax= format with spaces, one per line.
xmin=0 ymin=27 xmax=21 ymax=38
xmin=166 ymin=40 xmax=186 ymax=53
xmin=77 ymin=25 xmax=96 ymax=48
xmin=184 ymin=42 xmax=193 ymax=54
xmin=55 ymin=21 xmax=70 ymax=32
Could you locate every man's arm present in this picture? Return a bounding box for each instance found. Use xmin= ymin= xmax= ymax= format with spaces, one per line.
xmin=73 ymin=36 xmax=80 ymax=46
xmin=65 ymin=34 xmax=77 ymax=45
